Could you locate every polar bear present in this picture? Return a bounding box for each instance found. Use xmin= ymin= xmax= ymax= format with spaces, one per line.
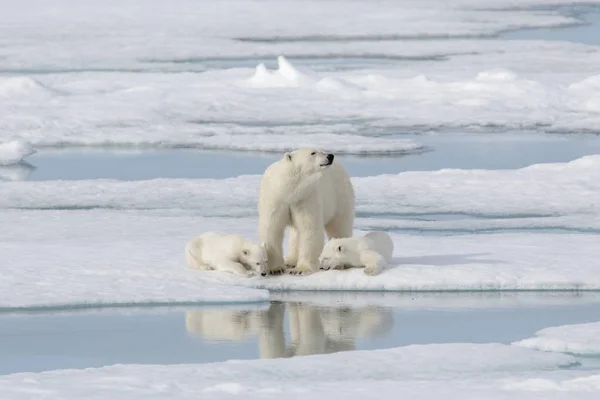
xmin=319 ymin=231 xmax=393 ymax=276
xmin=259 ymin=148 xmax=355 ymax=275
xmin=185 ymin=232 xmax=268 ymax=277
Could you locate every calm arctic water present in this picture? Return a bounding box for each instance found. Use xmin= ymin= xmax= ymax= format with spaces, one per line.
xmin=2 ymin=293 xmax=600 ymax=375
xmin=14 ymin=133 xmax=600 ymax=181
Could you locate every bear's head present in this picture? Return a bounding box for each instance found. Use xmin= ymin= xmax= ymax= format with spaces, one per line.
xmin=319 ymin=238 xmax=361 ymax=271
xmin=240 ymin=242 xmax=269 ymax=276
xmin=283 ymin=148 xmax=335 ymax=177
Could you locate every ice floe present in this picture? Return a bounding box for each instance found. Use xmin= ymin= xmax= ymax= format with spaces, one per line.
xmin=0 ymin=342 xmax=588 ymax=400
xmin=513 ymin=322 xmax=600 ymax=355
xmin=1 ymin=209 xmax=599 ymax=309
xmin=0 ymin=155 xmax=597 ymax=228
xmin=6 ymin=48 xmax=600 ymax=149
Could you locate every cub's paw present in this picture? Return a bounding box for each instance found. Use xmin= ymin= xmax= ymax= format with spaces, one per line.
xmin=364 ymin=265 xmax=381 ymax=276
xmin=288 ymin=265 xmax=315 ymax=276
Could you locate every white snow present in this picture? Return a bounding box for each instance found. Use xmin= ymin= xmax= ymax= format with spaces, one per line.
xmin=0 ymin=212 xmax=269 ymax=310
xmin=0 ymin=342 xmax=590 ymax=400
xmin=0 ymin=155 xmax=597 ymax=228
xmin=207 ymin=231 xmax=600 ymax=291
xmin=186 ymin=133 xmax=424 ymax=155
xmin=513 ymin=322 xmax=600 ymax=355
xmin=1 ymin=208 xmax=599 ymax=310
xmin=3 ymin=1 xmax=600 ymax=148
xmin=1 ymin=0 xmax=592 ymax=69
xmin=6 ymin=53 xmax=600 ymax=150
xmin=0 ymin=139 xmax=36 ymax=166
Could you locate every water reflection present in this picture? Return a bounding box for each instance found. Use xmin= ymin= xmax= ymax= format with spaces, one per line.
xmin=185 ymin=302 xmax=393 ymax=358
xmin=0 ymin=161 xmax=35 ymax=181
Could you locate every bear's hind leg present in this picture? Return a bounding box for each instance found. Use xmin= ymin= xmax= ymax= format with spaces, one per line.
xmin=259 ymin=210 xmax=288 ymax=275
xmin=284 ymin=227 xmax=299 ymax=269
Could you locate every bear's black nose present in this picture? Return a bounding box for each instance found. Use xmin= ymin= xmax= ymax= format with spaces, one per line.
xmin=261 ymin=273 xmax=267 ymax=277
xmin=327 ymin=154 xmax=334 ymax=163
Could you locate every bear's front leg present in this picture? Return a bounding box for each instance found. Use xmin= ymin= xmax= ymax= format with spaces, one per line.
xmin=259 ymin=210 xmax=288 ymax=275
xmin=219 ymin=260 xmax=256 ymax=277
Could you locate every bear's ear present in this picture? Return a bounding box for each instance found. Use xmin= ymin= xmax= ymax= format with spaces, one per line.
xmin=285 ymin=152 xmax=292 ymax=162
xmin=260 ymin=242 xmax=267 ymax=248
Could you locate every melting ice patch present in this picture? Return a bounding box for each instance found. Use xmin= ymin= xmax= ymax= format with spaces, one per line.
xmin=0 ymin=343 xmax=586 ymax=400
xmin=0 ymin=139 xmax=36 ymax=166
xmin=513 ymin=322 xmax=600 ymax=356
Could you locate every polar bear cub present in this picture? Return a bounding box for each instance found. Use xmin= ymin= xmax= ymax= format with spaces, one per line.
xmin=319 ymin=231 xmax=393 ymax=276
xmin=185 ymin=232 xmax=268 ymax=277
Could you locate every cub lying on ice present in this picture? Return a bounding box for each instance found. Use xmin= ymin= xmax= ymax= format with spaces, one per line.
xmin=185 ymin=232 xmax=268 ymax=277
xmin=319 ymin=231 xmax=393 ymax=276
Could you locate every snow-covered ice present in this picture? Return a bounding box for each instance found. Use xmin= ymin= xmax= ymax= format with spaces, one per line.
xmin=0 ymin=139 xmax=36 ymax=166
xmin=208 ymin=231 xmax=600 ymax=291
xmin=1 ymin=208 xmax=599 ymax=310
xmin=4 ymin=0 xmax=600 ymax=149
xmin=513 ymin=322 xmax=600 ymax=355
xmin=5 ymin=55 xmax=600 ymax=150
xmin=1 ymin=155 xmax=597 ymax=228
xmin=0 ymin=342 xmax=590 ymax=400
xmin=1 ymin=0 xmax=594 ymax=68
xmin=0 ymin=212 xmax=269 ymax=310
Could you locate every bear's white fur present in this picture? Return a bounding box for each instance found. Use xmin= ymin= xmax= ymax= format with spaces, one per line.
xmin=319 ymin=231 xmax=393 ymax=276
xmin=258 ymin=148 xmax=355 ymax=275
xmin=185 ymin=232 xmax=268 ymax=277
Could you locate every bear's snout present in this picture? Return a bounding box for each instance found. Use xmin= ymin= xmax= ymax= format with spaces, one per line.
xmin=327 ymin=154 xmax=334 ymax=164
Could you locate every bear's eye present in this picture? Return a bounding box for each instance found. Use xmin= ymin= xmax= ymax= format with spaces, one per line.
xmin=310 ymin=152 xmax=316 ymax=155
xmin=256 ymin=262 xmax=260 ymax=266
xmin=243 ymin=250 xmax=249 ymax=256
xmin=337 ymin=246 xmax=342 ymax=252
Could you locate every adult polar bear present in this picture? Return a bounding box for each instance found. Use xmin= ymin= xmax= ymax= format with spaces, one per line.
xmin=259 ymin=148 xmax=355 ymax=275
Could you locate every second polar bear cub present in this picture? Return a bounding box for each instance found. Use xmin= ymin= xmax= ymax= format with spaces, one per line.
xmin=319 ymin=231 xmax=394 ymax=276
xmin=185 ymin=232 xmax=268 ymax=277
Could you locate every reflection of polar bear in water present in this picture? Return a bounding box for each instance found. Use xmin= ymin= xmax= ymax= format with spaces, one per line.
xmin=185 ymin=303 xmax=393 ymax=358
xmin=259 ymin=148 xmax=355 ymax=275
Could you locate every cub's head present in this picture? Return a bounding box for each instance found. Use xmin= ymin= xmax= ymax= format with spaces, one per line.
xmin=283 ymin=148 xmax=335 ymax=176
xmin=319 ymin=238 xmax=360 ymax=271
xmin=240 ymin=242 xmax=269 ymax=276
